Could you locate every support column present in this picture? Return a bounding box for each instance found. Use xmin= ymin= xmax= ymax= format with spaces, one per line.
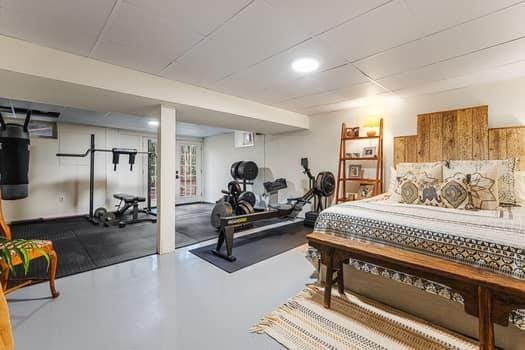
xmin=157 ymin=105 xmax=176 ymax=254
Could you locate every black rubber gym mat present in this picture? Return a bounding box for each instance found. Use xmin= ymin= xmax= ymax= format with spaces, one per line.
xmin=8 ymin=203 xmax=288 ymax=279
xmin=190 ymin=222 xmax=311 ymax=273
xmin=77 ymin=223 xmax=156 ymax=268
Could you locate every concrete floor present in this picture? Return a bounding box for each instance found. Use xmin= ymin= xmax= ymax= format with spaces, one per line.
xmin=8 ymin=230 xmax=313 ymax=349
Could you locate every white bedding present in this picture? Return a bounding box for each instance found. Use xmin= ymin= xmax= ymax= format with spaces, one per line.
xmin=313 ymin=196 xmax=525 ymax=329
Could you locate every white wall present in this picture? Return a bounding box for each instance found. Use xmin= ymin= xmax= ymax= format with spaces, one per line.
xmin=4 ymin=123 xmax=156 ymax=222
xmin=204 ymin=76 xmax=525 ymax=206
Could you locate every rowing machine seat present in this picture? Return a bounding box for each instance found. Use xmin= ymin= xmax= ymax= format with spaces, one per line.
xmin=113 ymin=193 xmax=145 ymax=203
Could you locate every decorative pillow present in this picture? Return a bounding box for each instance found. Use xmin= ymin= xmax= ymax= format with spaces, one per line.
xmin=419 ymin=182 xmax=442 ymax=206
xmin=515 ymin=171 xmax=525 ymax=205
xmin=397 ymin=173 xmax=420 ymax=204
xmin=391 ymin=163 xmax=443 ymax=203
xmin=396 ymin=161 xmax=446 ymax=180
xmin=442 ymin=166 xmax=499 ymax=210
xmin=387 ymin=167 xmax=397 ymax=195
xmin=441 ymin=171 xmax=470 ymax=209
xmin=448 ymin=159 xmax=517 ymax=205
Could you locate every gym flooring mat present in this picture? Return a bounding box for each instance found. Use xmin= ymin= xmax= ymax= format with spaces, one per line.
xmin=190 ymin=222 xmax=311 ymax=273
xmin=9 ymin=203 xmax=284 ymax=279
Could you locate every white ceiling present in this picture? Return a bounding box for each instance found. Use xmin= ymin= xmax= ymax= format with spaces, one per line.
xmin=1 ymin=0 xmax=525 ymax=115
xmin=0 ymin=97 xmax=232 ymax=137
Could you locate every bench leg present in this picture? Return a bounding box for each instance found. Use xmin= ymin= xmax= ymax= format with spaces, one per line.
xmin=49 ymin=250 xmax=59 ymax=298
xmin=478 ymin=286 xmax=494 ymax=350
xmin=324 ymin=248 xmax=334 ymax=308
xmin=337 ymin=260 xmax=345 ymax=295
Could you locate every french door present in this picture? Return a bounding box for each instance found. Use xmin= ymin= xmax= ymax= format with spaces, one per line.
xmin=176 ymin=141 xmax=203 ymax=204
xmin=143 ymin=138 xmax=203 ymax=207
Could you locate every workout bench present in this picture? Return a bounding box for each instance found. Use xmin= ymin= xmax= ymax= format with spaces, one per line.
xmin=113 ymin=193 xmax=156 ymax=227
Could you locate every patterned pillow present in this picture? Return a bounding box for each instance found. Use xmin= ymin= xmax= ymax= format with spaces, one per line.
xmin=442 ymin=166 xmax=499 ymax=210
xmin=448 ymin=159 xmax=517 ymax=205
xmin=441 ymin=172 xmax=470 ymax=209
xmin=419 ymin=182 xmax=442 ymax=206
xmin=396 ymin=161 xmax=446 ymax=180
xmin=397 ymin=173 xmax=420 ymax=204
xmin=391 ymin=163 xmax=443 ymax=203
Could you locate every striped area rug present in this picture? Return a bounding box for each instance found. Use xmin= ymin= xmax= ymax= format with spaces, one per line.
xmin=251 ymin=286 xmax=478 ymax=350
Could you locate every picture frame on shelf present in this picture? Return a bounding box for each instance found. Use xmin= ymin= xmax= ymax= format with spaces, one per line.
xmin=345 ymin=152 xmax=361 ymax=159
xmin=348 ymin=164 xmax=362 ymax=178
xmin=359 ymin=184 xmax=374 ymax=199
xmin=362 ymin=146 xmax=377 ymax=157
xmin=344 ymin=127 xmax=360 ymax=139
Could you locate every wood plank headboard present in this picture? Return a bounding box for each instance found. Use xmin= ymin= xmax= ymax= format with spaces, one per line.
xmin=394 ymin=105 xmax=525 ymax=170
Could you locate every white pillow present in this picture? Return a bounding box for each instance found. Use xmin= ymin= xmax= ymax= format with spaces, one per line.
xmin=516 ymin=171 xmax=525 ymax=204
xmin=387 ymin=167 xmax=397 ymax=195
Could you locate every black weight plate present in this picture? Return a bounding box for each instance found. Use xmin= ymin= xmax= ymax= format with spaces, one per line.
xmin=236 ymin=200 xmax=254 ymax=215
xmin=94 ymin=207 xmax=107 ymax=219
xmin=236 ymin=161 xmax=258 ymax=181
xmin=227 ymin=181 xmax=242 ymax=196
xmin=239 ymin=191 xmax=256 ymax=207
xmin=230 ymin=161 xmax=241 ymax=179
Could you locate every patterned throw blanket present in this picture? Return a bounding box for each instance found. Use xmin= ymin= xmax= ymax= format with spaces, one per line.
xmin=314 ymin=196 xmax=525 ymax=329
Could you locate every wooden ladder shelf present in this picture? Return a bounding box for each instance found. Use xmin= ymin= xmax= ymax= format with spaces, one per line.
xmin=336 ymin=119 xmax=384 ymax=203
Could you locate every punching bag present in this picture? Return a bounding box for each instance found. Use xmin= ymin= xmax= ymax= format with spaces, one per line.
xmin=0 ymin=111 xmax=31 ymax=200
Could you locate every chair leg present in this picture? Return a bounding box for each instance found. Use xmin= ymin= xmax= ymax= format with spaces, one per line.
xmin=0 ymin=261 xmax=9 ymax=293
xmin=48 ymin=250 xmax=59 ymax=298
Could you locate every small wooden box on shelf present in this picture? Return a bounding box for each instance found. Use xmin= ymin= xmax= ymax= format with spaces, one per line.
xmin=336 ymin=119 xmax=384 ymax=204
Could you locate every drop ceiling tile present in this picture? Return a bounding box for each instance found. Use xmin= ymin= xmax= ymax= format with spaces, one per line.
xmin=377 ymin=64 xmax=447 ymax=92
xmin=278 ymin=90 xmax=347 ymax=110
xmin=162 ymin=1 xmax=311 ymax=85
xmin=92 ymin=38 xmax=181 ymax=74
xmin=92 ymin=2 xmax=204 ymax=73
xmin=337 ymin=81 xmax=388 ymax=100
xmin=210 ymin=38 xmax=347 ymax=95
xmin=404 ymin=0 xmax=521 ymax=35
xmin=0 ymin=0 xmax=115 ymax=55
xmin=354 ymin=2 xmax=525 ymax=79
xmin=274 ymin=64 xmax=368 ymax=99
xmin=440 ymin=37 xmax=525 ymax=79
xmin=123 ymin=0 xmax=251 ymax=36
xmin=318 ymin=0 xmax=423 ymax=62
xmin=263 ymin=0 xmax=389 ymax=35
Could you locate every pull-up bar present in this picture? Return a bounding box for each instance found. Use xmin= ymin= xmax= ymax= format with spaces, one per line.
xmin=56 ymin=134 xmax=155 ymax=223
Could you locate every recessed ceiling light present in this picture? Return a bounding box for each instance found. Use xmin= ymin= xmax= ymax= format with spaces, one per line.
xmin=148 ymin=120 xmax=159 ymax=127
xmin=291 ymin=58 xmax=319 ymax=73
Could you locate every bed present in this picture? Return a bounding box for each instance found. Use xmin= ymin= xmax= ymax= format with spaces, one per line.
xmin=314 ymin=195 xmax=525 ymax=328
xmin=309 ymin=105 xmax=525 ymax=349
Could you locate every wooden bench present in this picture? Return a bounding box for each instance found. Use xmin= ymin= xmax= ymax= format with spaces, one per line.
xmin=307 ymin=232 xmax=525 ymax=350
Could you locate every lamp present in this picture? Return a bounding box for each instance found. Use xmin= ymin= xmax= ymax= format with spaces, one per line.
xmin=363 ymin=118 xmax=380 ymax=137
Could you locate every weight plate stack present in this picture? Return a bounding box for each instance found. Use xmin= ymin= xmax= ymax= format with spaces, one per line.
xmin=238 ymin=191 xmax=256 ymax=207
xmin=236 ymin=200 xmax=254 ymax=215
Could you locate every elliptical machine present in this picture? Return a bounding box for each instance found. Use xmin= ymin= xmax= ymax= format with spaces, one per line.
xmin=300 ymin=158 xmax=335 ymax=227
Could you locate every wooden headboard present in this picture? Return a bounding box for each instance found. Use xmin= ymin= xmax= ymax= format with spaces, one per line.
xmin=394 ymin=105 xmax=525 ymax=170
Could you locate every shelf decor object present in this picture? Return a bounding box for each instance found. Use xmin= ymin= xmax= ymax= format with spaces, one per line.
xmin=336 ymin=119 xmax=384 ymax=203
xmin=364 ymin=118 xmax=381 ymax=137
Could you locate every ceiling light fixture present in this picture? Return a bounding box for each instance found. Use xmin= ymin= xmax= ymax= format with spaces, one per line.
xmin=148 ymin=120 xmax=159 ymax=127
xmin=291 ymin=57 xmax=319 ymax=73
